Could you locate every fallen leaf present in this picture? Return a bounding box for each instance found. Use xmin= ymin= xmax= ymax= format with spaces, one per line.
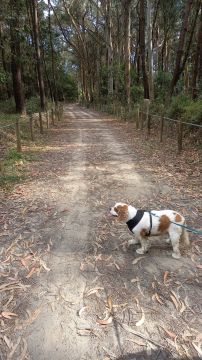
xmin=26 ymin=267 xmax=37 ymax=278
xmin=136 ymin=307 xmax=145 ymax=327
xmin=102 ymin=346 xmax=116 ymax=358
xmin=154 ymin=292 xmax=164 ymax=305
xmin=192 ymin=342 xmax=202 ymax=357
xmin=1 ymin=311 xmax=18 ymax=319
xmin=80 ymin=262 xmax=85 ymax=271
xmin=77 ymin=329 xmax=91 ymax=336
xmin=78 ymin=306 xmax=88 ymax=317
xmin=107 ymin=296 xmax=113 ymax=312
xmin=163 ymin=328 xmax=177 ymax=339
xmin=86 ymin=287 xmax=104 ymax=296
xmin=180 ymin=300 xmax=186 ymax=314
xmin=131 ymin=277 xmax=138 ymax=283
xmin=163 ymin=271 xmax=169 ymax=284
xmin=20 ymin=258 xmax=29 ymax=269
xmin=114 ymin=261 xmax=120 ymax=270
xmin=132 ymin=256 xmax=146 ymax=265
xmin=40 ymin=260 xmax=50 ymax=272
xmin=3 ymin=335 xmax=13 ymax=349
xmin=170 ymin=294 xmax=179 ymax=310
xmin=60 ymin=208 xmax=70 ymax=213
xmin=125 ymin=338 xmax=146 ymax=346
xmin=96 ymin=316 xmax=113 ymax=325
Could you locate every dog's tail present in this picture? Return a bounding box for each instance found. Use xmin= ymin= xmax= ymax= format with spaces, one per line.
xmin=181 ymin=221 xmax=190 ymax=246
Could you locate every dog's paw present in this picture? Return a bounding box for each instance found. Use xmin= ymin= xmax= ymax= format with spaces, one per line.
xmin=136 ymin=248 xmax=145 ymax=255
xmin=128 ymin=239 xmax=139 ymax=246
xmin=172 ymin=252 xmax=181 ymax=259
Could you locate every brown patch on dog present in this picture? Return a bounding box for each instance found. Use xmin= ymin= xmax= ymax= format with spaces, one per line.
xmin=175 ymin=214 xmax=182 ymax=222
xmin=114 ymin=205 xmax=128 ymax=221
xmin=140 ymin=229 xmax=148 ymax=237
xmin=158 ymin=215 xmax=170 ymax=233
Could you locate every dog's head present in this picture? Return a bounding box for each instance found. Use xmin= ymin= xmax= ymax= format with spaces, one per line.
xmin=109 ymin=203 xmax=129 ymax=222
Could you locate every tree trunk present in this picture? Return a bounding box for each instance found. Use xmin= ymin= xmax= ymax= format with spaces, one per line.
xmin=10 ymin=0 xmax=25 ymax=114
xmin=106 ymin=0 xmax=113 ymax=98
xmin=147 ymin=0 xmax=154 ymax=99
xmin=123 ymin=0 xmax=132 ymax=105
xmin=0 ymin=23 xmax=11 ymax=98
xmin=31 ymin=0 xmax=46 ymax=111
xmin=95 ymin=0 xmax=101 ymax=103
xmin=170 ymin=0 xmax=194 ymax=97
xmin=192 ymin=3 xmax=202 ymax=99
xmin=139 ymin=0 xmax=150 ymax=99
xmin=48 ymin=0 xmax=57 ymax=104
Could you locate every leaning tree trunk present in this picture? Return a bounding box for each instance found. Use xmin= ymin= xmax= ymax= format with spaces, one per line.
xmin=192 ymin=3 xmax=202 ymax=99
xmin=123 ymin=0 xmax=132 ymax=105
xmin=139 ymin=0 xmax=150 ymax=99
xmin=170 ymin=0 xmax=194 ymax=97
xmin=31 ymin=0 xmax=46 ymax=111
xmin=10 ymin=0 xmax=25 ymax=114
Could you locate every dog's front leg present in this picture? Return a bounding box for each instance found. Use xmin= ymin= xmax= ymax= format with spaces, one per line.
xmin=136 ymin=238 xmax=150 ymax=255
xmin=128 ymin=237 xmax=140 ymax=246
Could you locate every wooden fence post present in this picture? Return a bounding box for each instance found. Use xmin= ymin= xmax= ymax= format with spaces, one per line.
xmin=144 ymin=99 xmax=150 ymax=134
xmin=46 ymin=110 xmax=50 ymax=129
xmin=178 ymin=120 xmax=183 ymax=153
xmin=136 ymin=105 xmax=140 ymax=129
xmin=140 ymin=111 xmax=144 ymax=130
xmin=29 ymin=114 xmax=34 ymax=141
xmin=16 ymin=117 xmax=22 ymax=152
xmin=39 ymin=111 xmax=43 ymax=134
xmin=51 ymin=108 xmax=55 ymax=125
xmin=147 ymin=113 xmax=151 ymax=136
xmin=160 ymin=115 xmax=164 ymax=142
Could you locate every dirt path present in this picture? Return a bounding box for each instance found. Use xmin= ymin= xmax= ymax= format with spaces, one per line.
xmin=0 ymin=105 xmax=201 ymax=360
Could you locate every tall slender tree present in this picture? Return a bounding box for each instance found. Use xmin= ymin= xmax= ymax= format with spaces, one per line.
xmin=9 ymin=0 xmax=25 ymax=113
xmin=30 ymin=0 xmax=46 ymax=111
xmin=139 ymin=0 xmax=150 ymax=98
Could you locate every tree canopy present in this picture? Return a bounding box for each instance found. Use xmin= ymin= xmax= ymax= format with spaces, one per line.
xmin=0 ymin=0 xmax=202 ymax=118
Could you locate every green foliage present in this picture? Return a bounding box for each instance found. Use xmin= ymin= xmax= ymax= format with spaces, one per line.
xmin=167 ymin=95 xmax=202 ymax=124
xmin=0 ymin=71 xmax=7 ymax=84
xmin=0 ymin=174 xmax=23 ymax=188
xmin=131 ymin=84 xmax=144 ymax=103
xmin=6 ymin=149 xmax=22 ymax=162
xmin=181 ymin=99 xmax=202 ymax=124
xmin=57 ymin=74 xmax=78 ymax=101
xmin=154 ymin=71 xmax=172 ymax=102
xmin=26 ymin=97 xmax=40 ymax=114
xmin=0 ymin=99 xmax=16 ymax=114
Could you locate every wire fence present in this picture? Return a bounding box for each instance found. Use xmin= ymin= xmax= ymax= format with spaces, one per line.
xmin=0 ymin=102 xmax=64 ymax=160
xmin=87 ymin=100 xmax=202 ymax=153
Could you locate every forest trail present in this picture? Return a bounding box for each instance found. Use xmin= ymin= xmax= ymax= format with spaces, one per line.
xmin=0 ymin=105 xmax=201 ymax=360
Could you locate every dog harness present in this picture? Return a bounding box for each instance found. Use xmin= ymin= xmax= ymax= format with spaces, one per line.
xmin=126 ymin=210 xmax=153 ymax=236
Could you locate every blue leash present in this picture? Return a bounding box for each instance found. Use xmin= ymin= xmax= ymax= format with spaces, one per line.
xmin=150 ymin=212 xmax=202 ymax=235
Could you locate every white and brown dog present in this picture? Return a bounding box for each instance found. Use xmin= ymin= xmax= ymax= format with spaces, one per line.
xmin=109 ymin=203 xmax=190 ymax=259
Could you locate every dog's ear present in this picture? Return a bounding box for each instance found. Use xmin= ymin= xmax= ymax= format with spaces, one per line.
xmin=114 ymin=205 xmax=128 ymax=221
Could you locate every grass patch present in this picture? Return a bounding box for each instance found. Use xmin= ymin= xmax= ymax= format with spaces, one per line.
xmin=6 ymin=149 xmax=22 ymax=161
xmin=0 ymin=174 xmax=24 ymax=189
xmin=0 ymin=148 xmax=39 ymax=189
